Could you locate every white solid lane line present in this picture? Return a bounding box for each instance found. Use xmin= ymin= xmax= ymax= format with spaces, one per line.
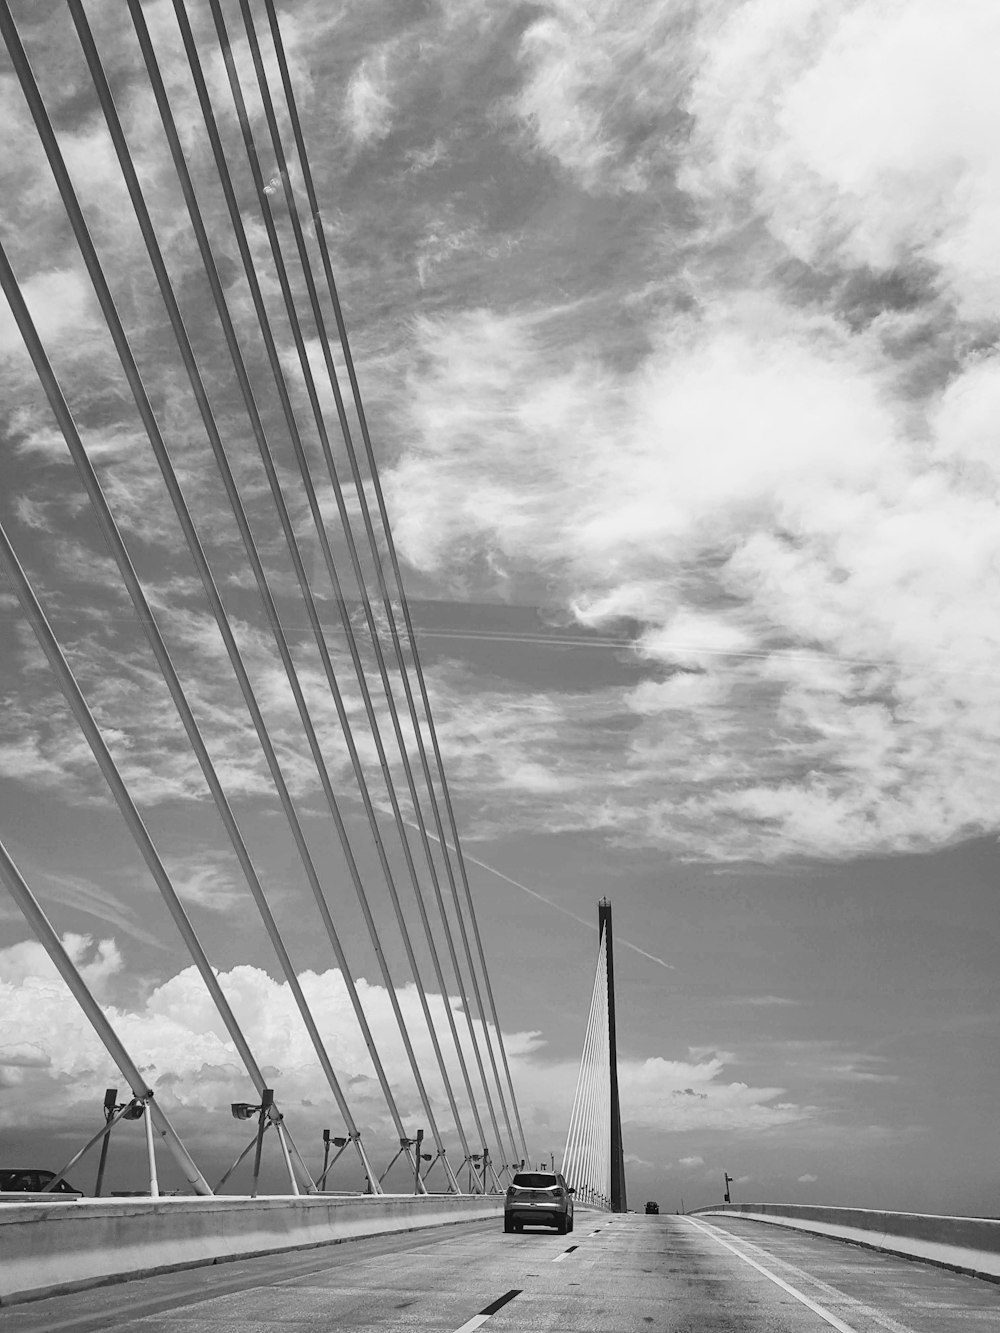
xmin=684 ymin=1217 xmax=861 ymax=1333
xmin=690 ymin=1221 xmax=920 ymax=1333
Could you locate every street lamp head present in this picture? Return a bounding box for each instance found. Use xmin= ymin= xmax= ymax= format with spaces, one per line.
xmin=232 ymin=1088 xmax=274 ymax=1121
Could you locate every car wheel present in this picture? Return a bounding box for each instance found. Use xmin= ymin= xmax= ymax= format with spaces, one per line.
xmin=555 ymin=1216 xmax=567 ymax=1235
xmin=514 ymin=1222 xmax=523 ymax=1232
xmin=567 ymin=1215 xmax=574 ymax=1234
xmin=504 ymin=1215 xmax=514 ymax=1234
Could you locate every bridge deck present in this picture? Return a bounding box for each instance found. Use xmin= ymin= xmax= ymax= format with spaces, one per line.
xmin=1 ymin=1213 xmax=997 ymax=1332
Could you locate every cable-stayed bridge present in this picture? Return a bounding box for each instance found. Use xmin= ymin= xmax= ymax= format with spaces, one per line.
xmin=0 ymin=0 xmax=533 ymax=1203
xmin=2 ymin=9 xmax=1000 ymax=1327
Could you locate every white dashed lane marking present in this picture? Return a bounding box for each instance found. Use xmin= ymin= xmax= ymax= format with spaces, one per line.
xmin=552 ymin=1244 xmax=579 ymax=1263
xmin=451 ymin=1288 xmax=522 ymax=1333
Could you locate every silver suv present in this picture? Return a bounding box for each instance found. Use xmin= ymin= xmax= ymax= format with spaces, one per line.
xmin=504 ymin=1170 xmax=575 ymax=1234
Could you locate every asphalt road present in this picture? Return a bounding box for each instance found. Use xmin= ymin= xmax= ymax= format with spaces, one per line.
xmin=1 ymin=1212 xmax=998 ymax=1332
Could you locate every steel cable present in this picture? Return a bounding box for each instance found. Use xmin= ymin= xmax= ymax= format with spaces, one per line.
xmin=162 ymin=0 xmax=496 ymax=1187
xmin=114 ymin=0 xmax=466 ymax=1186
xmin=257 ymin=0 xmax=530 ymax=1165
xmin=0 ymin=234 xmax=310 ymax=1188
xmin=229 ymin=0 xmax=516 ymax=1168
xmin=194 ymin=0 xmax=493 ymax=1183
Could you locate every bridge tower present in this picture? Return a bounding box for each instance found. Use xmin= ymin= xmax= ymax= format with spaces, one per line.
xmin=599 ymin=898 xmax=627 ymax=1213
xmin=561 ymin=899 xmax=628 ymax=1211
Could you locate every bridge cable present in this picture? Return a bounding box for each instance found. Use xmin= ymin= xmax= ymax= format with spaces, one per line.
xmin=161 ymin=0 xmax=488 ymax=1190
xmin=62 ymin=0 xmax=442 ymax=1192
xmin=562 ymin=941 xmax=603 ymax=1193
xmin=171 ymin=0 xmax=481 ymax=1192
xmin=2 ymin=4 xmax=407 ymax=1194
xmin=67 ymin=0 xmax=450 ymax=1193
xmin=245 ymin=0 xmax=521 ymax=1172
xmin=0 ymin=212 xmax=320 ymax=1196
xmin=0 ymin=433 xmax=309 ymax=1198
xmin=232 ymin=0 xmax=520 ymax=1173
xmin=201 ymin=0 xmax=505 ymax=1185
xmin=561 ymin=930 xmax=612 ymax=1207
xmin=249 ymin=0 xmax=522 ymax=1175
xmin=197 ymin=0 xmax=502 ymax=1187
xmin=258 ymin=0 xmax=531 ymax=1167
xmin=0 ymin=838 xmax=212 ymax=1196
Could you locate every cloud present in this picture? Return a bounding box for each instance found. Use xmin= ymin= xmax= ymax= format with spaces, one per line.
xmin=0 ymin=933 xmax=551 ymax=1152
xmin=164 ymin=855 xmax=245 ymax=913
xmin=6 ymin=0 xmax=1000 ymax=886
xmin=345 ymin=52 xmax=394 ymax=146
xmin=616 ymin=1051 xmax=809 ymax=1133
xmin=515 ymin=0 xmax=697 ymax=194
xmin=0 ymin=934 xmax=123 ymax=1003
xmin=678 ymin=1155 xmax=704 ymax=1168
xmin=382 ymin=294 xmax=1000 ymax=863
xmin=624 ymin=1152 xmax=652 ymax=1168
xmin=768 ymin=1042 xmax=899 ymax=1087
xmin=0 ymin=864 xmax=165 ymax=948
xmin=0 ymin=936 xmax=805 ymax=1157
xmin=798 ymin=1173 xmax=818 ymax=1183
xmin=683 ymin=0 xmax=1000 ymax=321
xmin=0 ymin=267 xmax=94 ymax=355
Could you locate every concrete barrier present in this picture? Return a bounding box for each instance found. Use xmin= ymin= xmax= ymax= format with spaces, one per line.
xmin=694 ymin=1203 xmax=1000 ymax=1282
xmin=0 ymin=1193 xmax=504 ymax=1307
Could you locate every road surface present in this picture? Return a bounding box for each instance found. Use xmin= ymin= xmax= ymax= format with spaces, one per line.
xmin=1 ymin=1211 xmax=997 ymax=1331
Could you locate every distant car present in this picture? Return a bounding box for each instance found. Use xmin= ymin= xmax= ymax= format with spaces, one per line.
xmin=645 ymin=1200 xmax=659 ymax=1214
xmin=0 ymin=1169 xmax=81 ymax=1196
xmin=505 ymin=1170 xmax=575 ymax=1234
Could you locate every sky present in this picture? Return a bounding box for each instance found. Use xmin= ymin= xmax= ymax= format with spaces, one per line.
xmin=1 ymin=0 xmax=999 ymax=1215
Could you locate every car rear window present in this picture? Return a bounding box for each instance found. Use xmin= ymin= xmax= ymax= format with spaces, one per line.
xmin=512 ymin=1172 xmax=559 ymax=1189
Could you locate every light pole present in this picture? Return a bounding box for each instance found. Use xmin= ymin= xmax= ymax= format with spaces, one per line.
xmin=321 ymin=1129 xmax=331 ymax=1188
xmin=228 ymin=1088 xmax=274 ymax=1197
xmin=93 ymin=1087 xmax=145 ymax=1196
xmin=724 ymin=1172 xmax=733 ymax=1204
xmin=94 ymin=1087 xmax=119 ymax=1198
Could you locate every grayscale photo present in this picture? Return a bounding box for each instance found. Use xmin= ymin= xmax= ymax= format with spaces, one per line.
xmin=1 ymin=1 xmax=998 ymax=1329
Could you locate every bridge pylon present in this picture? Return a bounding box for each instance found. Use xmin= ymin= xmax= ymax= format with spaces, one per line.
xmin=599 ymin=898 xmax=628 ymax=1213
xmin=560 ymin=898 xmax=628 ymax=1212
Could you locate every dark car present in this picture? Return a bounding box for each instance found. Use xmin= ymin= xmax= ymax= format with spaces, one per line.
xmin=0 ymin=1169 xmax=81 ymax=1197
xmin=505 ymin=1170 xmax=575 ymax=1234
xmin=645 ymin=1200 xmax=659 ymax=1214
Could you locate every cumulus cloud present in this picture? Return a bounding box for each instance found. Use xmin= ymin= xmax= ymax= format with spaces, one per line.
xmin=617 ymin=1052 xmax=808 ymax=1133
xmin=0 ymin=934 xmax=545 ymax=1152
xmin=683 ymin=0 xmax=1000 ymax=321
xmin=0 ymin=936 xmax=805 ymax=1158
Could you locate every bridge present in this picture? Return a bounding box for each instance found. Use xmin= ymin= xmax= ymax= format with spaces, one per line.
xmin=2 ymin=5 xmax=999 ymax=1328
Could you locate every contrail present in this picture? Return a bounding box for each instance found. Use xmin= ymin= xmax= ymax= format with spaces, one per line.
xmin=408 ymin=822 xmax=673 ymax=970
